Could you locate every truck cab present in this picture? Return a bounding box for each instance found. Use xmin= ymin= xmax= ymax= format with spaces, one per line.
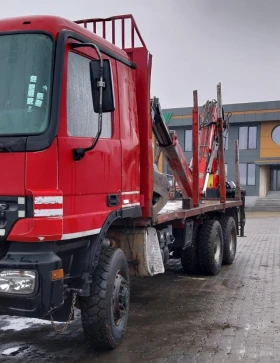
xmin=0 ymin=13 xmax=172 ymax=348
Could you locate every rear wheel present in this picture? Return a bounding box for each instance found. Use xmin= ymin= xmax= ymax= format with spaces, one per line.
xmin=220 ymin=216 xmax=237 ymax=265
xmin=79 ymin=247 xmax=130 ymax=349
xmin=198 ymin=219 xmax=223 ymax=275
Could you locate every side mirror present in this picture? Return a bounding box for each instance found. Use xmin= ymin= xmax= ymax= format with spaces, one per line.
xmin=90 ymin=59 xmax=115 ymax=113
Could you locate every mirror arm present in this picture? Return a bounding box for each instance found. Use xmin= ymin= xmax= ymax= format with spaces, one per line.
xmin=71 ymin=43 xmax=104 ymax=162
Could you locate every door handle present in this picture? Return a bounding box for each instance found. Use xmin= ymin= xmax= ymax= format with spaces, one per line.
xmin=107 ymin=194 xmax=120 ymax=207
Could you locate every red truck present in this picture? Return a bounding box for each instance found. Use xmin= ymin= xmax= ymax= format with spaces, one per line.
xmin=0 ymin=14 xmax=245 ymax=349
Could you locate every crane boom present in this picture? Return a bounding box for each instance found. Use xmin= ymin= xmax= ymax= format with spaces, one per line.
xmin=151 ymin=97 xmax=193 ymax=199
xmin=152 ymin=83 xmax=227 ymax=205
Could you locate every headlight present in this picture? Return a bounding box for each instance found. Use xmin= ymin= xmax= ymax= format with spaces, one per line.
xmin=0 ymin=270 xmax=36 ymax=295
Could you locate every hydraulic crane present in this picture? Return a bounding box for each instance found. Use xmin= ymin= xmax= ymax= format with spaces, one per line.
xmin=152 ymin=83 xmax=229 ymax=207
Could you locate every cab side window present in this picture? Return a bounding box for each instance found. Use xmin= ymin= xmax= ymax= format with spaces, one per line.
xmin=67 ymin=52 xmax=112 ymax=138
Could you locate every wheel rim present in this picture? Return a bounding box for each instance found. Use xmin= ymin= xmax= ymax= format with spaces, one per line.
xmin=229 ymin=228 xmax=236 ymax=254
xmin=112 ymin=270 xmax=129 ymax=326
xmin=214 ymin=232 xmax=221 ymax=264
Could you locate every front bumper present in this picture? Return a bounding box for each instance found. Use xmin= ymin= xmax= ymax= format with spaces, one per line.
xmin=0 ymin=242 xmax=64 ymax=319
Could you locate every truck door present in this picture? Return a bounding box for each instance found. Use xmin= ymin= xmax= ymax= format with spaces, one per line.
xmin=58 ymin=41 xmax=121 ymax=227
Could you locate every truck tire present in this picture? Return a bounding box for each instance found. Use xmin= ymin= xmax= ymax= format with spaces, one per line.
xmin=198 ymin=219 xmax=223 ymax=275
xmin=79 ymin=247 xmax=130 ymax=349
xmin=220 ymin=216 xmax=237 ymax=265
xmin=180 ymin=224 xmax=200 ymax=274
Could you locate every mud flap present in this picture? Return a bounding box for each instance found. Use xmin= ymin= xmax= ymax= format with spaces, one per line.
xmin=145 ymin=227 xmax=165 ymax=276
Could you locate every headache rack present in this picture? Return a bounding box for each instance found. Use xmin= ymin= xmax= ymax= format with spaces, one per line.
xmin=75 ymin=14 xmax=147 ymax=50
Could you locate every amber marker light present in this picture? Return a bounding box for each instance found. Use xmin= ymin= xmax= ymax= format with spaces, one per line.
xmin=51 ymin=269 xmax=64 ymax=281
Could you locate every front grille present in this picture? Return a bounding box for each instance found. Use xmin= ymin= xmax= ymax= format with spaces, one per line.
xmin=0 ymin=196 xmax=31 ymax=240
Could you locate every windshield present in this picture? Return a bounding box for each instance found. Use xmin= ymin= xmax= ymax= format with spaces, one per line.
xmin=0 ymin=33 xmax=53 ymax=136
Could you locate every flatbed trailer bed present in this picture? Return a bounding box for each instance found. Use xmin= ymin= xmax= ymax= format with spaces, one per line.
xmin=157 ymin=199 xmax=243 ymax=224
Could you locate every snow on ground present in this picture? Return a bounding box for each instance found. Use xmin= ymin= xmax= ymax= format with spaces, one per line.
xmin=0 ymin=315 xmax=62 ymax=331
xmin=1 ymin=347 xmax=22 ymax=356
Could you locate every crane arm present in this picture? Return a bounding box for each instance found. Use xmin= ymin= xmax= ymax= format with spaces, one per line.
xmin=151 ymin=83 xmax=227 ymax=202
xmin=151 ymin=97 xmax=193 ymax=199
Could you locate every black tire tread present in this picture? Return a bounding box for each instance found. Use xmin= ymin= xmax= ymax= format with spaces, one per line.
xmin=219 ymin=215 xmax=237 ymax=265
xmin=80 ymin=247 xmax=126 ymax=349
xmin=198 ymin=219 xmax=223 ymax=276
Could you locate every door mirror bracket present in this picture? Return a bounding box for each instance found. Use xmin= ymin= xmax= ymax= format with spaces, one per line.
xmin=70 ymin=42 xmax=115 ymax=162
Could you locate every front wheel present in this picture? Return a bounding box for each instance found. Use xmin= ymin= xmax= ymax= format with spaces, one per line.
xmin=79 ymin=247 xmax=130 ymax=349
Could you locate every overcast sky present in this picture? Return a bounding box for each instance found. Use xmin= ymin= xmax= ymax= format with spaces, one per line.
xmin=1 ymin=0 xmax=279 ymax=108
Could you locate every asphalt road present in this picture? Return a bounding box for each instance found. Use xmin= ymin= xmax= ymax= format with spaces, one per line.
xmin=1 ymin=213 xmax=280 ymax=363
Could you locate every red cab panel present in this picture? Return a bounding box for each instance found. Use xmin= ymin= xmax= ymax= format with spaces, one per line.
xmin=25 ymin=139 xmax=58 ymax=191
xmin=0 ymin=153 xmax=25 ymax=195
xmin=117 ymin=62 xmax=140 ymax=198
